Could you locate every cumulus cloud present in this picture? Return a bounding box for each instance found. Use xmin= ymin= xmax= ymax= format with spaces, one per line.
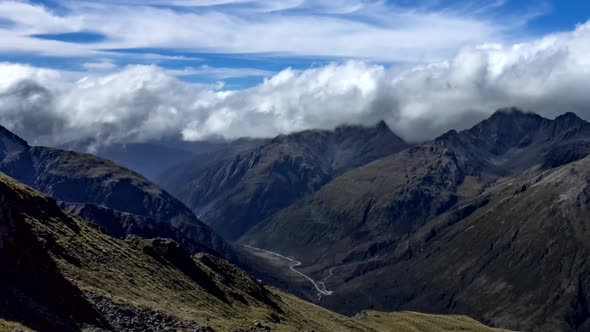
xmin=2 ymin=21 xmax=590 ymax=148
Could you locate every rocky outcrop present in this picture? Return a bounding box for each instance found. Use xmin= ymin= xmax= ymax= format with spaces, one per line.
xmin=85 ymin=293 xmax=210 ymax=332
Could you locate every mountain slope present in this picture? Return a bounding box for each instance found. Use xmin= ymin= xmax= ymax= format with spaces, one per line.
xmin=0 ymin=173 xmax=107 ymax=331
xmin=0 ymin=172 xmax=507 ymax=332
xmin=162 ymin=121 xmax=408 ymax=240
xmin=158 ymin=137 xmax=269 ymax=192
xmin=59 ymin=202 xmax=218 ymax=255
xmin=243 ymin=109 xmax=590 ymax=262
xmin=0 ymin=126 xmax=236 ymax=261
xmin=321 ymin=153 xmax=590 ymax=332
xmin=60 ymin=140 xmax=222 ymax=181
xmin=241 ymin=109 xmax=590 ymax=331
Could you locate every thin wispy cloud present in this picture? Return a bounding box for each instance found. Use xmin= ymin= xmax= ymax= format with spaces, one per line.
xmin=83 ymin=60 xmax=118 ymax=71
xmin=0 ymin=0 xmax=526 ymax=61
xmin=1 ymin=0 xmax=589 ymax=150
xmin=166 ymin=66 xmax=273 ymax=79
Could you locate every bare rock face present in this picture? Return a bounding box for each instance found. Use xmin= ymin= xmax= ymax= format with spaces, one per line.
xmin=85 ymin=293 xmax=210 ymax=332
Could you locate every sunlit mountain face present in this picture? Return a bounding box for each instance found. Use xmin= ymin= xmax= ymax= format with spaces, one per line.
xmin=1 ymin=1 xmax=590 ymax=332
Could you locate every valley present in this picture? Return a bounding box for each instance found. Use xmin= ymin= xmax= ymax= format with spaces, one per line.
xmin=3 ymin=2 xmax=590 ymax=331
xmin=2 ymin=108 xmax=589 ymax=331
xmin=163 ymin=108 xmax=590 ymax=331
xmin=242 ymin=245 xmax=334 ymax=299
xmin=0 ymin=171 xmax=508 ymax=332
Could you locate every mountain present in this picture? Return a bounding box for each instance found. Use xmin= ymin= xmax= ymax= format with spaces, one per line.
xmin=0 ymin=126 xmax=236 ymax=261
xmin=0 ymin=172 xmax=506 ymax=332
xmin=159 ymin=137 xmax=269 ymax=192
xmin=60 ymin=140 xmax=223 ymax=182
xmin=161 ymin=121 xmax=409 ymax=240
xmin=241 ymin=109 xmax=590 ymax=331
xmin=318 ymin=153 xmax=590 ymax=332
xmin=59 ymin=202 xmax=219 ymax=255
xmin=243 ymin=108 xmax=590 ymax=260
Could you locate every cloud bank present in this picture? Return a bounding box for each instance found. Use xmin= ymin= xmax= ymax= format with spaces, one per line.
xmin=2 ymin=21 xmax=590 ymax=148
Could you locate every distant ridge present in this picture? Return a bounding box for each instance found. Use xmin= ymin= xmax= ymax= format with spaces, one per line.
xmin=0 ymin=124 xmax=238 ymax=262
xmin=160 ymin=121 xmax=409 ymax=240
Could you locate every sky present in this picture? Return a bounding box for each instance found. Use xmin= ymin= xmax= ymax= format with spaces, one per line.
xmin=1 ymin=0 xmax=590 ymax=149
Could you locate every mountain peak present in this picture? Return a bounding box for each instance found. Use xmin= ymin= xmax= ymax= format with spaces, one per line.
xmin=492 ymin=106 xmax=526 ymax=115
xmin=553 ymin=111 xmax=587 ymax=128
xmin=375 ymin=120 xmax=390 ymax=131
xmin=0 ymin=125 xmax=29 ymax=159
xmin=470 ymin=107 xmax=544 ymax=136
xmin=333 ymin=121 xmax=389 ymax=133
xmin=488 ymin=107 xmax=542 ymax=121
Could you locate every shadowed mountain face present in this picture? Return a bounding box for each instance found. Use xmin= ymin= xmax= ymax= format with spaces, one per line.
xmin=241 ymin=109 xmax=590 ymax=331
xmin=0 ymin=174 xmax=107 ymax=332
xmin=0 ymin=127 xmax=237 ymax=262
xmin=158 ymin=137 xmax=270 ymax=192
xmin=0 ymin=126 xmax=29 ymax=161
xmin=60 ymin=140 xmax=223 ymax=182
xmin=59 ymin=202 xmax=218 ymax=255
xmin=437 ymin=108 xmax=590 ymax=176
xmin=161 ymin=121 xmax=408 ymax=241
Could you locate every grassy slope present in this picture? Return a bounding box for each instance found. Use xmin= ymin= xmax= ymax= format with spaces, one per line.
xmin=0 ymin=172 xmax=506 ymax=332
xmin=357 ymin=311 xmax=513 ymax=332
xmin=320 ymin=155 xmax=590 ymax=331
xmin=0 ymin=320 xmax=33 ymax=332
xmin=241 ymin=140 xmax=467 ymax=267
xmin=0 ymin=143 xmax=241 ymax=265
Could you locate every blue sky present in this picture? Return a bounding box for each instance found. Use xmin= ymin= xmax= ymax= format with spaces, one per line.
xmin=1 ymin=0 xmax=589 ymax=88
xmin=2 ymin=0 xmax=590 ymax=148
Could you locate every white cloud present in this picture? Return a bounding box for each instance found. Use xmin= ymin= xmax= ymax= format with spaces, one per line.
xmin=166 ymin=65 xmax=273 ymax=79
xmin=83 ymin=60 xmax=118 ymax=71
xmin=2 ymin=21 xmax=590 ymax=147
xmin=0 ymin=0 xmax=520 ymax=62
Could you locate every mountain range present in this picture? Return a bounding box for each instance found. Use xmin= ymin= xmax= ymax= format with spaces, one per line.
xmin=238 ymin=108 xmax=590 ymax=331
xmin=2 ymin=107 xmax=590 ymax=331
xmin=160 ymin=121 xmax=408 ymax=240
xmin=151 ymin=107 xmax=590 ymax=332
xmin=0 ymin=159 xmax=507 ymax=332
xmin=0 ymin=127 xmax=237 ymax=262
xmin=60 ymin=140 xmax=223 ymax=181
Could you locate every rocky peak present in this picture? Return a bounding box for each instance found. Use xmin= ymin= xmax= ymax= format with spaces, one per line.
xmin=271 ymin=121 xmax=404 ymax=147
xmin=375 ymin=119 xmax=390 ymax=130
xmin=333 ymin=120 xmax=397 ymax=137
xmin=471 ymin=108 xmax=544 ymax=138
xmin=0 ymin=125 xmax=29 ymax=159
xmin=551 ymin=112 xmax=589 ymax=132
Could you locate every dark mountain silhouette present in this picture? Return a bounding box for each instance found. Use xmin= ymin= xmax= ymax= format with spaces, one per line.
xmin=60 ymin=140 xmax=223 ymax=181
